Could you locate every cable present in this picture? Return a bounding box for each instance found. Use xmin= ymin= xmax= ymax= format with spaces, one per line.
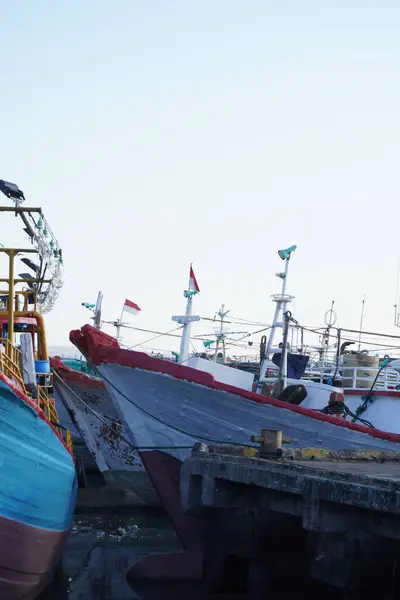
xmin=200 ymin=316 xmax=269 ymax=327
xmin=228 ymin=316 xmax=270 ymax=326
xmin=102 ymin=322 xmax=183 ymax=339
xmin=300 ymin=324 xmax=400 ymax=351
xmin=52 ymin=369 xmax=257 ymax=452
xmin=129 ymin=326 xmax=183 ymax=350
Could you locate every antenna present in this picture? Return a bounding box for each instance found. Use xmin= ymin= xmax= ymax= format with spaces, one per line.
xmin=213 ymin=304 xmax=230 ymax=362
xmin=196 ymin=304 xmax=247 ymax=362
xmin=358 ymin=294 xmax=366 ymax=350
xmin=321 ymin=301 xmax=337 ymax=362
xmin=395 ymin=258 xmax=400 ymax=328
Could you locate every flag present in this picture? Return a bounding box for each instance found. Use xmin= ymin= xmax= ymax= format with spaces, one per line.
xmin=123 ymin=298 xmax=141 ymax=316
xmin=189 ymin=265 xmax=200 ymax=293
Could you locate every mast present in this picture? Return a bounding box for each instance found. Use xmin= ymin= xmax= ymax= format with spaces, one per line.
xmin=321 ymin=301 xmax=337 ymax=363
xmin=7 ymin=250 xmax=15 ymax=344
xmin=257 ymin=244 xmax=297 ymax=393
xmin=213 ymin=304 xmax=230 ymax=362
xmin=358 ymin=294 xmax=366 ymax=351
xmin=395 ymin=258 xmax=400 ymax=328
xmin=172 ymin=270 xmax=200 ymax=364
xmin=115 ymin=304 xmax=124 ymax=342
xmin=0 ymin=180 xmax=63 ymax=317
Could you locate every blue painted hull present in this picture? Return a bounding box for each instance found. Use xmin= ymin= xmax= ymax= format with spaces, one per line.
xmin=0 ymin=378 xmax=77 ymax=599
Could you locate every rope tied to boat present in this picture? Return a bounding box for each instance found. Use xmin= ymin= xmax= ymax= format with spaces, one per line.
xmin=52 ymin=368 xmax=239 ymax=451
xmin=319 ymin=392 xmax=375 ymax=429
xmin=349 ymin=361 xmax=390 ymax=428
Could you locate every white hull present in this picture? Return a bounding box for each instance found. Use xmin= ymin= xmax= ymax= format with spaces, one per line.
xmin=301 ymin=389 xmax=400 ymax=434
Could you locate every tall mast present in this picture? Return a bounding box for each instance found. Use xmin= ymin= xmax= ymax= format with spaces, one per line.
xmin=172 ymin=270 xmax=200 ymax=364
xmin=257 ymin=244 xmax=297 ymax=393
xmin=115 ymin=304 xmax=124 ymax=342
xmin=0 ymin=179 xmax=62 ymax=351
xmin=213 ymin=304 xmax=230 ymax=362
xmin=0 ymin=247 xmax=40 ymax=345
xmin=358 ymin=294 xmax=366 ymax=351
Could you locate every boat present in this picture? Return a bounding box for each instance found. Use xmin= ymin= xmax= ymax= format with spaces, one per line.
xmin=69 ymin=255 xmax=400 ymax=580
xmin=0 ymin=179 xmax=77 ymax=599
xmin=296 ymin=344 xmax=400 ymax=431
xmin=50 ymin=356 xmax=159 ymax=504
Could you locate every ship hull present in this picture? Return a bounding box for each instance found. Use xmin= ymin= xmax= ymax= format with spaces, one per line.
xmin=70 ymin=324 xmax=400 ymax=581
xmin=0 ymin=376 xmax=77 ymax=600
xmin=301 ymin=388 xmax=400 ymax=433
xmin=70 ymin=324 xmax=400 ymax=466
xmin=96 ymin=362 xmax=400 ymax=459
xmin=0 ymin=517 xmax=67 ymax=600
xmin=51 ymin=359 xmax=159 ymax=505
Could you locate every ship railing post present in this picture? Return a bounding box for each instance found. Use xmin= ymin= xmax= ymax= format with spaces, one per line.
xmin=7 ymin=249 xmax=15 ymax=348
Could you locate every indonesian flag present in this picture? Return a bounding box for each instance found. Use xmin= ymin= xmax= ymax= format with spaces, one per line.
xmin=123 ymin=298 xmax=141 ymax=316
xmin=189 ymin=265 xmax=200 ymax=293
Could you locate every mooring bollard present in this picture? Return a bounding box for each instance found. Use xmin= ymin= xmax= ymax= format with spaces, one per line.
xmin=250 ymin=428 xmax=292 ymax=457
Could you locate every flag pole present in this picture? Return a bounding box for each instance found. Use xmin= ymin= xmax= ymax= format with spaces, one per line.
xmin=116 ymin=304 xmax=125 ymax=342
xmin=172 ymin=264 xmax=201 ymax=364
xmin=178 ymin=271 xmax=193 ymax=363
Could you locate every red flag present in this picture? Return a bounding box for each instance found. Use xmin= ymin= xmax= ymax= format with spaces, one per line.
xmin=123 ymin=298 xmax=141 ymax=315
xmin=189 ymin=265 xmax=200 ymax=293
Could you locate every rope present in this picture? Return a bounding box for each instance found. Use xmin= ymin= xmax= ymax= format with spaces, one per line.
xmin=319 ymin=401 xmax=375 ymax=429
xmin=49 ymin=419 xmax=69 ymax=432
xmin=52 ymin=369 xmax=255 ymax=452
xmin=348 ymin=365 xmax=386 ymax=427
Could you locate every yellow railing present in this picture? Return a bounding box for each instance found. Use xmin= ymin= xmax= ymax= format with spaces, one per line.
xmin=0 ymin=338 xmax=73 ymax=454
xmin=37 ymin=384 xmax=73 ymax=453
xmin=0 ymin=339 xmax=26 ymax=391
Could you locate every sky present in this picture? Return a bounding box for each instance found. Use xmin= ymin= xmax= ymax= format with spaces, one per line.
xmin=1 ymin=1 xmax=400 ymax=356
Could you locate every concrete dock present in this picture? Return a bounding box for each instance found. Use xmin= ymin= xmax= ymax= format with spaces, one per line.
xmin=181 ymin=441 xmax=400 ymax=596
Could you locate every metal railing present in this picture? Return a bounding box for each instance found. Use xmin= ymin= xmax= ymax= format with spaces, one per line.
xmin=0 ymin=339 xmax=26 ymax=391
xmin=0 ymin=339 xmax=73 ymax=454
xmin=300 ymin=366 xmax=400 ymax=390
xmin=263 ymin=363 xmax=400 ymax=391
xmin=37 ymin=381 xmax=73 ymax=453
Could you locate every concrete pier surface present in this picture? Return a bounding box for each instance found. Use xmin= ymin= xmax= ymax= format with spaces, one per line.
xmin=181 ymin=443 xmax=400 ymax=596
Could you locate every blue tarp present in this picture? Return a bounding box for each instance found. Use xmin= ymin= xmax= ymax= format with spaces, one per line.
xmin=272 ymin=353 xmax=309 ymax=379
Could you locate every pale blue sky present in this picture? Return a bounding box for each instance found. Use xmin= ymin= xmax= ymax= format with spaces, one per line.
xmin=1 ymin=1 xmax=400 ymax=352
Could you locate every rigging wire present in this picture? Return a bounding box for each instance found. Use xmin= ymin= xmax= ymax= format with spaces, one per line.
xmin=200 ymin=316 xmax=270 ymax=328
xmin=129 ymin=326 xmax=183 ymax=349
xmin=299 ymin=324 xmax=400 ymax=350
xmin=106 ymin=312 xmax=400 ymax=360
xmin=228 ymin=315 xmax=270 ymax=326
xmin=103 ymin=322 xmax=183 ymax=339
xmin=53 ymin=369 xmax=256 ymax=451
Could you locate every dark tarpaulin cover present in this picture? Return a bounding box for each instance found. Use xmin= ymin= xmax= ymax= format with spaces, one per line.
xmin=272 ymin=353 xmax=309 ymax=379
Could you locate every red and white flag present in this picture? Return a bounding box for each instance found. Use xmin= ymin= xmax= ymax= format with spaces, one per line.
xmin=123 ymin=298 xmax=141 ymax=316
xmin=189 ymin=265 xmax=200 ymax=293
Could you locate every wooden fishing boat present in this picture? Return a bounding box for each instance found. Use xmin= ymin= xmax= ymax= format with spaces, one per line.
xmin=70 ymin=323 xmax=400 ymax=580
xmin=0 ymin=180 xmax=77 ymax=599
xmin=51 ymin=357 xmax=159 ymax=504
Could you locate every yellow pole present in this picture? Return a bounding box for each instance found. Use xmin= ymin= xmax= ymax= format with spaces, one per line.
xmin=33 ymin=312 xmax=48 ymax=360
xmin=7 ymin=250 xmax=15 ymax=351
